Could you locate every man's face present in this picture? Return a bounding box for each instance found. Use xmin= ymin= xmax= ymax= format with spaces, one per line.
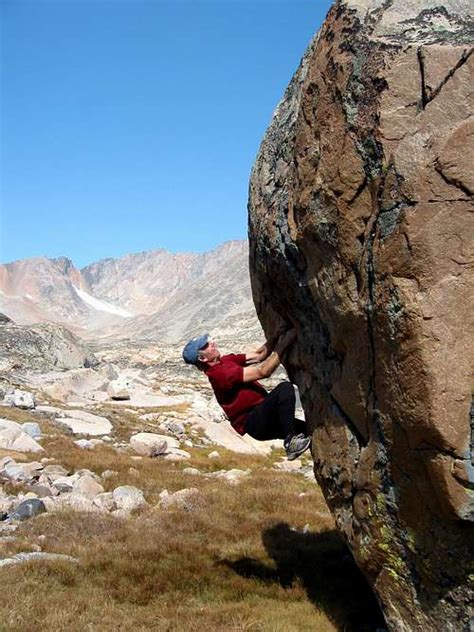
xmin=198 ymin=339 xmax=220 ymax=364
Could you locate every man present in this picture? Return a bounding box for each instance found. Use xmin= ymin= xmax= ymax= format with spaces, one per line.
xmin=182 ymin=330 xmax=311 ymax=460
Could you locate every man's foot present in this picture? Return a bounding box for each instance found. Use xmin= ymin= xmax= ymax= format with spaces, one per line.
xmin=284 ymin=433 xmax=311 ymax=461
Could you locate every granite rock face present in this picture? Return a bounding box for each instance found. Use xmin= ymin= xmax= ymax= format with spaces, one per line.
xmin=248 ymin=1 xmax=473 ymax=630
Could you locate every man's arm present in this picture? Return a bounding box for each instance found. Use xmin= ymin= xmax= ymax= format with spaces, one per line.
xmin=242 ymin=330 xmax=296 ymax=382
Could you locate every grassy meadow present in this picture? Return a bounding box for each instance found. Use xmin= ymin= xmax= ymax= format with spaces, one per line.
xmin=0 ymin=406 xmax=384 ymax=631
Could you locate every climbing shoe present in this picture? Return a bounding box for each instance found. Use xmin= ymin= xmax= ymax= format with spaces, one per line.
xmin=284 ymin=433 xmax=311 ymax=461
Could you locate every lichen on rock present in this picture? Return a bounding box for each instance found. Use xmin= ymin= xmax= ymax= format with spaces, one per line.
xmin=248 ymin=1 xmax=474 ymax=630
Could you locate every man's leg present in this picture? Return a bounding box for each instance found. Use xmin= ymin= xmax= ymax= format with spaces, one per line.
xmin=245 ymin=382 xmax=294 ymax=440
xmin=245 ymin=382 xmax=308 ymax=442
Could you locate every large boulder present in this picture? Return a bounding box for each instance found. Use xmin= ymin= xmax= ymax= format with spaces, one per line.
xmin=248 ymin=1 xmax=473 ymax=630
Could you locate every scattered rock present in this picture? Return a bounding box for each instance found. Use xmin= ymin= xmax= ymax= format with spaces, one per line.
xmin=112 ymin=486 xmax=147 ymax=513
xmin=10 ymin=433 xmax=44 ymax=453
xmin=74 ymin=439 xmax=95 ymax=450
xmin=72 ymin=475 xmax=104 ymax=499
xmin=107 ymin=379 xmax=131 ymax=400
xmin=159 ymin=488 xmax=203 ymax=512
xmin=208 ymin=469 xmax=250 ymax=485
xmin=101 ymin=470 xmax=118 ymax=480
xmin=28 ymin=483 xmax=54 ymax=498
xmin=1 ymin=463 xmax=33 ymax=483
xmin=129 ymin=432 xmax=179 ymax=457
xmin=208 ymin=451 xmax=220 ymax=459
xmin=10 ymin=498 xmax=46 ymax=521
xmin=160 ymin=420 xmax=185 ymax=436
xmin=163 ymin=449 xmax=191 ymax=461
xmin=183 ymin=467 xmax=201 ymax=476
xmin=3 ymin=389 xmax=36 ymax=410
xmin=52 ymin=474 xmax=80 ymax=493
xmin=42 ymin=464 xmax=68 ymax=478
xmin=0 ymin=552 xmax=79 ymax=568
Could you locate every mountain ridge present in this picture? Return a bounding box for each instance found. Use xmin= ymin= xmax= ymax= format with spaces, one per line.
xmin=0 ymin=240 xmax=261 ymax=344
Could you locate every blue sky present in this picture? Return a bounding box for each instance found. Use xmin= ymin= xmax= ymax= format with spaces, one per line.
xmin=1 ymin=0 xmax=332 ymax=268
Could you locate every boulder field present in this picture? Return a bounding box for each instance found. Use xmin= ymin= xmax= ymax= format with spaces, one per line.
xmin=248 ymin=0 xmax=473 ymax=630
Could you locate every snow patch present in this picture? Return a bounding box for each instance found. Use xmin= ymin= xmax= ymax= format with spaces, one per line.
xmin=72 ymin=285 xmax=133 ymax=318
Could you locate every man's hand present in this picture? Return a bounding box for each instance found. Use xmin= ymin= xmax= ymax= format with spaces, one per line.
xmin=242 ymin=328 xmax=296 ymax=382
xmin=246 ymin=342 xmax=269 ymax=365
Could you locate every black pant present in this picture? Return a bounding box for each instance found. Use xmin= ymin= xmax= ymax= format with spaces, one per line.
xmin=244 ymin=382 xmax=306 ymax=442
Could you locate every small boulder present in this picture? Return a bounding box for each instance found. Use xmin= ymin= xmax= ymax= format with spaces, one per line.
xmin=183 ymin=467 xmax=201 ymax=476
xmin=107 ymin=379 xmax=131 ymax=401
xmin=3 ymin=389 xmax=36 ymax=410
xmin=112 ymin=485 xmax=147 ymax=512
xmin=10 ymin=498 xmax=46 ymax=521
xmin=52 ymin=474 xmax=80 ymax=493
xmin=209 ymin=469 xmax=250 ymax=485
xmin=163 ymin=449 xmax=191 ymax=461
xmin=11 ymin=433 xmax=44 ymax=453
xmin=74 ymin=439 xmax=95 ymax=450
xmin=160 ymin=420 xmax=185 ymax=436
xmin=208 ymin=451 xmax=220 ymax=460
xmin=0 ymin=552 xmax=78 ymax=568
xmin=42 ymin=464 xmax=68 ymax=478
xmin=72 ymin=475 xmax=104 ymax=499
xmin=130 ymin=432 xmax=179 ymax=457
xmin=28 ymin=483 xmax=54 ymax=498
xmin=1 ymin=463 xmax=31 ymax=483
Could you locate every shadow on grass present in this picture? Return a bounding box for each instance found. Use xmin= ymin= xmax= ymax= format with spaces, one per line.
xmin=222 ymin=523 xmax=386 ymax=632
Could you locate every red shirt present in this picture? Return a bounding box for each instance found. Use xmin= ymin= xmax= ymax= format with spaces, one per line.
xmin=205 ymin=354 xmax=267 ymax=435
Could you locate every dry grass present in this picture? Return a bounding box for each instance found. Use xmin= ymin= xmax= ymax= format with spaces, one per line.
xmin=0 ymin=406 xmax=384 ymax=631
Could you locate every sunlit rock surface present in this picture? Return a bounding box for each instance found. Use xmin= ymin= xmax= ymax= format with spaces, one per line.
xmin=248 ymin=1 xmax=473 ymax=629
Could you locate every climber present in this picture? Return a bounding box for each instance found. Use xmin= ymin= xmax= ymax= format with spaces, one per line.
xmin=182 ymin=329 xmax=311 ymax=460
